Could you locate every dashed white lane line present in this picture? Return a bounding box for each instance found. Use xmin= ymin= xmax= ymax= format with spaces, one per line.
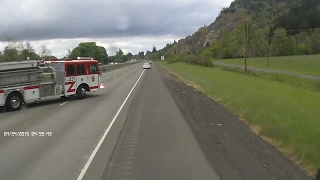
xmin=114 ymin=76 xmax=117 ymax=78
xmin=59 ymin=101 xmax=69 ymax=106
xmin=76 ymin=69 xmax=145 ymax=180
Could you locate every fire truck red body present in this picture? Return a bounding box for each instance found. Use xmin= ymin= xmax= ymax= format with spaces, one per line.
xmin=0 ymin=57 xmax=105 ymax=111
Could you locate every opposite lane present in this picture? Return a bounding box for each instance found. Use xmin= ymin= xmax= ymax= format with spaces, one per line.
xmin=0 ymin=62 xmax=144 ymax=180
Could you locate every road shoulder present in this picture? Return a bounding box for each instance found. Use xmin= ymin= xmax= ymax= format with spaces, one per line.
xmin=156 ymin=63 xmax=313 ymax=180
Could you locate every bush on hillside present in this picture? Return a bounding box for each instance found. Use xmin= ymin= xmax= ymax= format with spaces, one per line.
xmin=167 ymin=55 xmax=184 ymax=64
xmin=166 ymin=54 xmax=213 ymax=67
xmin=185 ymin=54 xmax=213 ymax=67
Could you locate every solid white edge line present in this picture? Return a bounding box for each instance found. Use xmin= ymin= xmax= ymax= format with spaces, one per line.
xmin=59 ymin=101 xmax=69 ymax=106
xmin=76 ymin=69 xmax=146 ymax=180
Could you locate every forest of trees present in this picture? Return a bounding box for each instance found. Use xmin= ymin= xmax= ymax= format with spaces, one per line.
xmin=0 ymin=39 xmax=54 ymax=62
xmin=201 ymin=0 xmax=320 ymax=59
xmin=151 ymin=0 xmax=320 ymax=67
xmin=201 ymin=27 xmax=320 ymax=59
xmin=0 ymin=40 xmax=147 ymax=64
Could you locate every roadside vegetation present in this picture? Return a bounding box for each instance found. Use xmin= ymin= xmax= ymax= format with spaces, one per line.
xmin=213 ymin=62 xmax=320 ymax=92
xmin=214 ymin=54 xmax=320 ymax=76
xmin=148 ymin=2 xmax=320 ymax=174
xmin=149 ymin=2 xmax=320 ymax=175
xmin=0 ymin=39 xmax=146 ymax=65
xmin=158 ymin=60 xmax=320 ymax=175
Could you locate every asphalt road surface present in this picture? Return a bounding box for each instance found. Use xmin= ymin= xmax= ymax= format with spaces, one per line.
xmin=0 ymin=62 xmax=313 ymax=180
xmin=0 ymin=62 xmax=220 ymax=180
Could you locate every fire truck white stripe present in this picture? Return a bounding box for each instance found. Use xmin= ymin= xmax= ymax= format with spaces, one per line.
xmin=77 ymin=69 xmax=145 ymax=180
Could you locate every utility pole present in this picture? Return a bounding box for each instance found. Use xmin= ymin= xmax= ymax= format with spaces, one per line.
xmin=267 ymin=32 xmax=270 ymax=67
xmin=267 ymin=0 xmax=274 ymax=67
xmin=242 ymin=19 xmax=248 ymax=72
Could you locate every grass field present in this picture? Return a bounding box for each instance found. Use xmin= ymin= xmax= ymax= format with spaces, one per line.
xmin=214 ymin=54 xmax=320 ymax=76
xmin=213 ymin=63 xmax=320 ymax=92
xmin=158 ymin=61 xmax=320 ymax=175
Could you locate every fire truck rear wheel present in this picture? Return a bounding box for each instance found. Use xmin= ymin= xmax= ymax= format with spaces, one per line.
xmin=6 ymin=92 xmax=23 ymax=111
xmin=76 ymin=85 xmax=87 ymax=99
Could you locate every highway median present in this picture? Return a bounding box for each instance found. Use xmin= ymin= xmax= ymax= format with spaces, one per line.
xmin=99 ymin=61 xmax=140 ymax=72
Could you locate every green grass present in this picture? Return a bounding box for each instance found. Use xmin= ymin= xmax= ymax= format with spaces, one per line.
xmin=213 ymin=63 xmax=320 ymax=92
xmin=214 ymin=54 xmax=320 ymax=76
xmin=158 ymin=61 xmax=320 ymax=175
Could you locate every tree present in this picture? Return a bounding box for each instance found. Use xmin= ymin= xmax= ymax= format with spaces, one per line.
xmin=138 ymin=51 xmax=144 ymax=59
xmin=70 ymin=42 xmax=108 ymax=63
xmin=19 ymin=41 xmax=40 ymax=60
xmin=1 ymin=38 xmax=20 ymax=62
xmin=126 ymin=52 xmax=133 ymax=59
xmin=40 ymin=45 xmax=52 ymax=60
xmin=0 ymin=39 xmax=43 ymax=62
xmin=96 ymin=46 xmax=108 ymax=64
xmin=64 ymin=48 xmax=72 ymax=58
xmin=114 ymin=48 xmax=127 ymax=62
xmin=269 ymin=28 xmax=293 ymax=56
xmin=152 ymin=46 xmax=157 ymax=53
xmin=173 ymin=39 xmax=177 ymax=44
xmin=116 ymin=48 xmax=124 ymax=56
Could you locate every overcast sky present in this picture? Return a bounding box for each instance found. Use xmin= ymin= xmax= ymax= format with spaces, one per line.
xmin=0 ymin=0 xmax=233 ymax=57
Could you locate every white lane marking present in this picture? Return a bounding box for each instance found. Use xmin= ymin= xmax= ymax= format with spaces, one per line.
xmin=77 ymin=69 xmax=145 ymax=180
xmin=59 ymin=101 xmax=69 ymax=106
xmin=114 ymin=76 xmax=117 ymax=78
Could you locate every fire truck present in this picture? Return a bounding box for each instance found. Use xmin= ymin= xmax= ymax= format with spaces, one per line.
xmin=0 ymin=57 xmax=105 ymax=111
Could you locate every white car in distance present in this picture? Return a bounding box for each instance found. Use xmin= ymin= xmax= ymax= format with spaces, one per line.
xmin=143 ymin=62 xmax=151 ymax=69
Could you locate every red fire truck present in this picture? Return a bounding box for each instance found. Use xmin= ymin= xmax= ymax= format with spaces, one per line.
xmin=0 ymin=57 xmax=105 ymax=111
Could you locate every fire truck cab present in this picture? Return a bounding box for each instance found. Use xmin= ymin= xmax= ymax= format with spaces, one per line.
xmin=0 ymin=57 xmax=105 ymax=111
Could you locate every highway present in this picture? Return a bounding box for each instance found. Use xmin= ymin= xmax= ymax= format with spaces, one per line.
xmin=0 ymin=62 xmax=221 ymax=180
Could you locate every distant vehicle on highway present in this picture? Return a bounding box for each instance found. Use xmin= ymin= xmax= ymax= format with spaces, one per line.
xmin=143 ymin=62 xmax=151 ymax=69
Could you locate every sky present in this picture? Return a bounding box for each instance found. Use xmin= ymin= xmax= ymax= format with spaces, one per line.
xmin=0 ymin=0 xmax=233 ymax=58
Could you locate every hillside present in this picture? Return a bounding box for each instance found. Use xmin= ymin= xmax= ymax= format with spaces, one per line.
xmin=160 ymin=0 xmax=320 ymax=59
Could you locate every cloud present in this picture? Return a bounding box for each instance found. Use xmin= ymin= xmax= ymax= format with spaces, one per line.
xmin=0 ymin=0 xmax=233 ymax=41
xmin=0 ymin=0 xmax=233 ymax=56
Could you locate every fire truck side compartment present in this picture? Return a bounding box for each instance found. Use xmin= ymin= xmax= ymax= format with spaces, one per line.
xmin=39 ymin=83 xmax=56 ymax=97
xmin=48 ymin=62 xmax=65 ymax=88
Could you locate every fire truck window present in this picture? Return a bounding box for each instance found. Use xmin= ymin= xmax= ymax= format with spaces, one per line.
xmin=89 ymin=63 xmax=98 ymax=73
xmin=77 ymin=64 xmax=86 ymax=75
xmin=66 ymin=65 xmax=76 ymax=76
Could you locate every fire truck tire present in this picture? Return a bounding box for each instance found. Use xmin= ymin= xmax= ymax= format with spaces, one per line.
xmin=76 ymin=85 xmax=87 ymax=99
xmin=6 ymin=92 xmax=23 ymax=111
